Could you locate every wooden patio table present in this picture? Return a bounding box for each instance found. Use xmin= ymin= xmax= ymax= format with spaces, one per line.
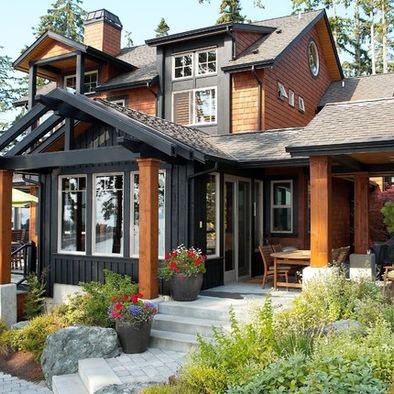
xmin=270 ymin=250 xmax=311 ymax=289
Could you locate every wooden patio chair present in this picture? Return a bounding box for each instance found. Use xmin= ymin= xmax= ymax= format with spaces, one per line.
xmin=271 ymin=243 xmax=283 ymax=253
xmin=259 ymin=245 xmax=294 ymax=288
xmin=331 ymin=246 xmax=350 ymax=266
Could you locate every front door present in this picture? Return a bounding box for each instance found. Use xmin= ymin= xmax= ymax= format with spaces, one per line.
xmin=223 ymin=176 xmax=251 ymax=283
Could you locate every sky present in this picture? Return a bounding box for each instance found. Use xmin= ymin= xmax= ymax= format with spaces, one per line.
xmin=1 ymin=0 xmax=295 ymax=60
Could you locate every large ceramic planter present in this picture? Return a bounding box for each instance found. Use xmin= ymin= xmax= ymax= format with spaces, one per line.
xmin=170 ymin=273 xmax=203 ymax=301
xmin=115 ymin=320 xmax=152 ymax=353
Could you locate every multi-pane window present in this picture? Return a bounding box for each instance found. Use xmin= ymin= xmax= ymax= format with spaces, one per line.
xmin=64 ymin=70 xmax=98 ymax=93
xmin=94 ymin=174 xmax=123 ymax=255
xmin=173 ymin=49 xmax=217 ymax=79
xmin=206 ymin=174 xmax=219 ymax=256
xmin=131 ymin=172 xmax=166 ymax=258
xmin=174 ymin=54 xmax=193 ymax=79
xmin=59 ymin=176 xmax=86 ymax=252
xmin=271 ymin=180 xmax=293 ymax=233
xmin=173 ymin=87 xmax=217 ymax=125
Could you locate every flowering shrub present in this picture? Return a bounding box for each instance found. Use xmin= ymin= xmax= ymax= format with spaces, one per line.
xmin=108 ymin=293 xmax=158 ymax=325
xmin=158 ymin=245 xmax=206 ymax=280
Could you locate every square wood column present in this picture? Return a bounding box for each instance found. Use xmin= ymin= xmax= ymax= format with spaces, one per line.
xmin=0 ymin=171 xmax=13 ymax=284
xmin=354 ymin=173 xmax=369 ymax=253
xmin=29 ymin=186 xmax=38 ymax=245
xmin=310 ymin=156 xmax=332 ymax=267
xmin=137 ymin=159 xmax=160 ymax=299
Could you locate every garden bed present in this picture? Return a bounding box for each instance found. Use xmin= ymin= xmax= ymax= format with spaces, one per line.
xmin=0 ymin=350 xmax=43 ymax=381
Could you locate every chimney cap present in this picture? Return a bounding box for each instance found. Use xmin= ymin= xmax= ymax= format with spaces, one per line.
xmin=84 ymin=9 xmax=122 ymax=30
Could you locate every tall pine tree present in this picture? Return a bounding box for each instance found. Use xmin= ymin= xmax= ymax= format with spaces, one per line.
xmin=155 ymin=18 xmax=170 ymax=37
xmin=33 ymin=0 xmax=86 ymax=42
xmin=217 ymin=0 xmax=245 ymax=24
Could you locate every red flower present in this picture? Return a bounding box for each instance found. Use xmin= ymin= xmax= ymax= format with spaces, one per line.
xmin=114 ymin=303 xmax=123 ymax=310
xmin=194 ymin=258 xmax=202 ymax=266
xmin=169 ymin=261 xmax=178 ymax=271
xmin=136 ymin=293 xmax=143 ymax=298
xmin=121 ymin=295 xmax=129 ymax=301
xmin=131 ymin=294 xmax=139 ymax=304
xmin=165 ymin=253 xmax=171 ymax=259
xmin=187 ymin=250 xmax=195 ymax=257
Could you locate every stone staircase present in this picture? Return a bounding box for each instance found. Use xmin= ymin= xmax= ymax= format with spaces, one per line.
xmin=51 ymin=297 xmax=232 ymax=393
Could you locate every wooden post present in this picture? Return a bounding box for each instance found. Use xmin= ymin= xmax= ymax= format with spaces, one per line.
xmin=0 ymin=171 xmax=13 ymax=284
xmin=354 ymin=173 xmax=369 ymax=253
xmin=310 ymin=156 xmax=331 ymax=267
xmin=137 ymin=158 xmax=160 ymax=299
xmin=29 ymin=186 xmax=38 ymax=245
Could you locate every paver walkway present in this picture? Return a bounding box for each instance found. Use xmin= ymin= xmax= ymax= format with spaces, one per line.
xmin=0 ymin=372 xmax=51 ymax=393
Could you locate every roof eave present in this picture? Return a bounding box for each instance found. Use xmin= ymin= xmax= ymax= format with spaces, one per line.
xmin=222 ymin=59 xmax=274 ymax=72
xmin=238 ymin=158 xmax=309 ymax=168
xmin=95 ymin=76 xmax=158 ymax=92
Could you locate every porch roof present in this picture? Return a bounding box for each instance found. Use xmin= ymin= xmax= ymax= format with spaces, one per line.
xmin=286 ymin=97 xmax=394 ymax=168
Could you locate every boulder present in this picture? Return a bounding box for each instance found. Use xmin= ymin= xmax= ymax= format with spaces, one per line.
xmin=95 ymin=382 xmax=159 ymax=394
xmin=321 ymin=319 xmax=363 ymax=335
xmin=10 ymin=321 xmax=29 ymax=330
xmin=41 ymin=326 xmax=120 ymax=389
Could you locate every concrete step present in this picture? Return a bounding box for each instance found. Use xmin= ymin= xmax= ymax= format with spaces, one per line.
xmin=153 ymin=313 xmax=226 ymax=337
xmin=150 ymin=329 xmax=200 ymax=352
xmin=158 ymin=299 xmax=231 ymax=321
xmin=79 ymin=358 xmax=122 ymax=394
xmin=52 ymin=374 xmax=88 ymax=394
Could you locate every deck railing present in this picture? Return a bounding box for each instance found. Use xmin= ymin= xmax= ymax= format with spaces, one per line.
xmin=11 ymin=241 xmax=37 ymax=285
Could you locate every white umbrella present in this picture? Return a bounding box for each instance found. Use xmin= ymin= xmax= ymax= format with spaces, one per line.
xmin=12 ymin=188 xmax=38 ymax=208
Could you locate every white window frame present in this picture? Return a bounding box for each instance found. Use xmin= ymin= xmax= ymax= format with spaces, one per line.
xmin=57 ymin=174 xmax=87 ymax=255
xmin=172 ymin=86 xmax=217 ymax=126
xmin=92 ymin=172 xmax=124 ymax=257
xmin=172 ymin=52 xmax=193 ymax=80
xmin=308 ymin=40 xmax=320 ymax=77
xmin=206 ymin=172 xmax=220 ymax=259
xmin=64 ymin=70 xmax=98 ymax=93
xmin=110 ymin=98 xmax=126 ymax=106
xmin=130 ymin=170 xmax=166 ymax=259
xmin=288 ymin=89 xmax=295 ymax=107
xmin=270 ymin=179 xmax=293 ymax=234
xmin=195 ymin=48 xmax=217 ymax=76
xmin=278 ymin=82 xmax=288 ymax=101
xmin=298 ymin=96 xmax=305 ymax=113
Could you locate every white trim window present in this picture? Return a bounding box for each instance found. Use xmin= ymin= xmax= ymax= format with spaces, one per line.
xmin=131 ymin=171 xmax=166 ymax=258
xmin=110 ymin=98 xmax=126 ymax=106
xmin=288 ymin=89 xmax=295 ymax=107
xmin=278 ymin=82 xmax=288 ymax=101
xmin=270 ymin=180 xmax=293 ymax=233
xmin=173 ymin=48 xmax=217 ymax=80
xmin=308 ymin=40 xmax=320 ymax=77
xmin=64 ymin=70 xmax=98 ymax=93
xmin=93 ymin=173 xmax=124 ymax=256
xmin=58 ymin=175 xmax=87 ymax=254
xmin=298 ymin=96 xmax=305 ymax=113
xmin=173 ymin=87 xmax=217 ymax=126
xmin=206 ymin=173 xmax=220 ymax=257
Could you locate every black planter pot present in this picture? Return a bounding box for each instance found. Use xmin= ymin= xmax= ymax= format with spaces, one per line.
xmin=115 ymin=320 xmax=152 ymax=354
xmin=170 ymin=273 xmax=203 ymax=301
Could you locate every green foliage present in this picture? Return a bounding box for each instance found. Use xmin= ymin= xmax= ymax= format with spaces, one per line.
xmin=24 ymin=273 xmax=46 ymax=320
xmin=33 ymin=0 xmax=86 ymax=41
xmin=216 ymin=0 xmax=245 ymax=24
xmin=11 ymin=315 xmax=60 ymax=361
xmin=141 ymin=383 xmax=200 ymax=394
xmin=0 ymin=322 xmax=12 ymax=356
xmin=180 ymin=299 xmax=276 ymax=393
xmin=54 ymin=270 xmax=138 ymax=327
xmin=382 ymin=201 xmax=394 ymax=235
xmin=155 ymin=18 xmax=170 ymax=37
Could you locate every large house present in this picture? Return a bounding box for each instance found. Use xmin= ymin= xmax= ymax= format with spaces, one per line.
xmin=1 ymin=9 xmax=394 ymax=300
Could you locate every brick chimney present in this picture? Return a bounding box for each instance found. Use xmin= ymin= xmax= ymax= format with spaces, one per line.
xmin=84 ymin=9 xmax=122 ymax=56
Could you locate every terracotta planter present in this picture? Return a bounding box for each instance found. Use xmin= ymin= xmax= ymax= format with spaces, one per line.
xmin=170 ymin=273 xmax=203 ymax=301
xmin=115 ymin=320 xmax=152 ymax=353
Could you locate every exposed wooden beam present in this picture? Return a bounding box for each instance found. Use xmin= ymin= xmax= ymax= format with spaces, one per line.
xmin=32 ymin=52 xmax=77 ymax=66
xmin=0 ymin=146 xmax=138 ymax=170
xmin=0 ymin=104 xmax=48 ymax=151
xmin=334 ymin=155 xmax=365 ymax=172
xmin=6 ymin=114 xmax=63 ymax=156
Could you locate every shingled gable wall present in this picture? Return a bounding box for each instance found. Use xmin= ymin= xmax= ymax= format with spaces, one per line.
xmin=231 ymin=25 xmax=332 ymax=133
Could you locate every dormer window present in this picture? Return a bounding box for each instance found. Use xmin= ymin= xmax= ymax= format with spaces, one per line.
xmin=173 ymin=49 xmax=217 ymax=80
xmin=64 ymin=70 xmax=98 ymax=93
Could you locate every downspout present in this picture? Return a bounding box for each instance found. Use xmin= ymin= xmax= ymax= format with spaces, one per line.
xmin=146 ymin=81 xmax=159 ymax=117
xmin=225 ymin=26 xmax=237 ymax=60
xmin=186 ymin=163 xmax=219 ymax=246
xmin=251 ymin=65 xmax=262 ymax=131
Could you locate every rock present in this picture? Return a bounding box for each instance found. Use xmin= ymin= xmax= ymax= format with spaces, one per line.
xmin=321 ymin=319 xmax=363 ymax=335
xmin=95 ymin=382 xmax=158 ymax=394
xmin=10 ymin=321 xmax=29 ymax=330
xmin=41 ymin=326 xmax=120 ymax=389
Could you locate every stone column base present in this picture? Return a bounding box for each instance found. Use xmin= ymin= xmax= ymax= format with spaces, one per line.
xmin=0 ymin=283 xmax=16 ymax=327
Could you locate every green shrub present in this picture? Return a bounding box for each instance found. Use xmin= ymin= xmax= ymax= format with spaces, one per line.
xmin=11 ymin=314 xmax=60 ymax=361
xmin=180 ymin=299 xmax=277 ymax=393
xmin=53 ymin=270 xmax=138 ymax=327
xmin=0 ymin=323 xmax=12 ymax=356
xmin=24 ymin=273 xmax=46 ymax=319
xmin=141 ymin=383 xmax=200 ymax=394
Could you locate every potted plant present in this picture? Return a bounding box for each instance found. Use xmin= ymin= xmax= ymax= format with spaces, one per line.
xmin=159 ymin=245 xmax=206 ymax=301
xmin=108 ymin=293 xmax=158 ymax=353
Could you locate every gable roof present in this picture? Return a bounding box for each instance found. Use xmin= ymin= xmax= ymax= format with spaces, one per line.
xmin=319 ymin=73 xmax=394 ymax=107
xmin=221 ymin=9 xmax=342 ymax=79
xmin=287 ymin=97 xmax=394 ymax=157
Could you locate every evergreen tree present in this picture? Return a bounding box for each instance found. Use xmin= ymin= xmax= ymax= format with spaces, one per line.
xmin=217 ymin=0 xmax=245 ymax=24
xmin=124 ymin=31 xmax=134 ymax=47
xmin=155 ymin=18 xmax=170 ymax=37
xmin=33 ymin=0 xmax=86 ymax=42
